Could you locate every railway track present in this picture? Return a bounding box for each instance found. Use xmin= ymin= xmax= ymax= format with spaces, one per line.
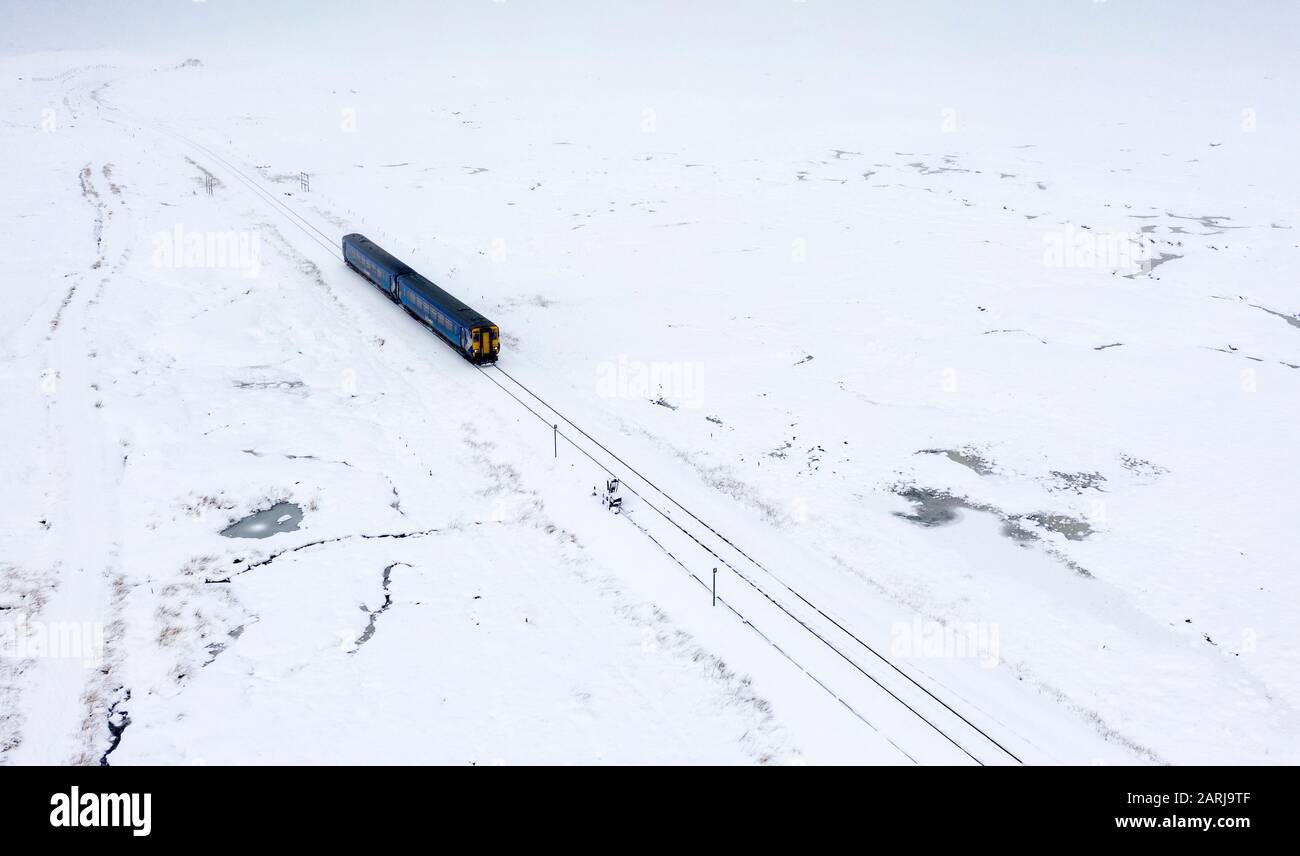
xmin=105 ymin=81 xmax=1027 ymax=765
xmin=480 ymin=363 xmax=1026 ymax=765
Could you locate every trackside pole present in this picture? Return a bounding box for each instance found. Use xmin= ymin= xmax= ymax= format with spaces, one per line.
xmin=553 ymin=424 xmax=558 ymax=458
xmin=712 ymin=568 xmax=717 ymax=607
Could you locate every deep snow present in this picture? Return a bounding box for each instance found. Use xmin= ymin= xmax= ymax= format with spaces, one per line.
xmin=3 ymin=1 xmax=1299 ymax=764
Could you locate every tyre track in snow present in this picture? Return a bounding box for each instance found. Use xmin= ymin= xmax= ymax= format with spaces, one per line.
xmin=9 ymin=148 xmax=129 ymax=764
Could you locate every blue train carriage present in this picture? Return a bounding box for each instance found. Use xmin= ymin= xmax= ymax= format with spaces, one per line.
xmin=342 ymin=233 xmax=500 ymax=364
xmin=342 ymin=232 xmax=411 ymax=295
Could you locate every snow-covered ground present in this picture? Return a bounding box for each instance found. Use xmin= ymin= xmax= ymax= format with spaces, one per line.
xmin=2 ymin=1 xmax=1298 ymax=765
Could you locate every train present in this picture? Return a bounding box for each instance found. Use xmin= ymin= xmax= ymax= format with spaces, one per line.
xmin=342 ymin=233 xmax=500 ymax=364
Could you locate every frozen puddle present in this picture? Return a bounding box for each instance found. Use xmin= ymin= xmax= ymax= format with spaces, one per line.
xmin=220 ymin=502 xmax=303 ymax=538
xmin=893 ymin=487 xmax=969 ymax=526
xmin=893 ymin=487 xmax=1093 ymax=543
xmin=917 ymin=448 xmax=997 ymax=476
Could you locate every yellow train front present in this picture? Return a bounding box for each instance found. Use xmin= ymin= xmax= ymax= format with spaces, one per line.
xmin=466 ymin=321 xmax=501 ymax=364
xmin=342 ymin=233 xmax=500 ymax=364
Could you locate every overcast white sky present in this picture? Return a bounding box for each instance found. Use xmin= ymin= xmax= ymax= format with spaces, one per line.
xmin=6 ymin=1 xmax=1296 ymax=150
xmin=6 ymin=0 xmax=1298 ymax=71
